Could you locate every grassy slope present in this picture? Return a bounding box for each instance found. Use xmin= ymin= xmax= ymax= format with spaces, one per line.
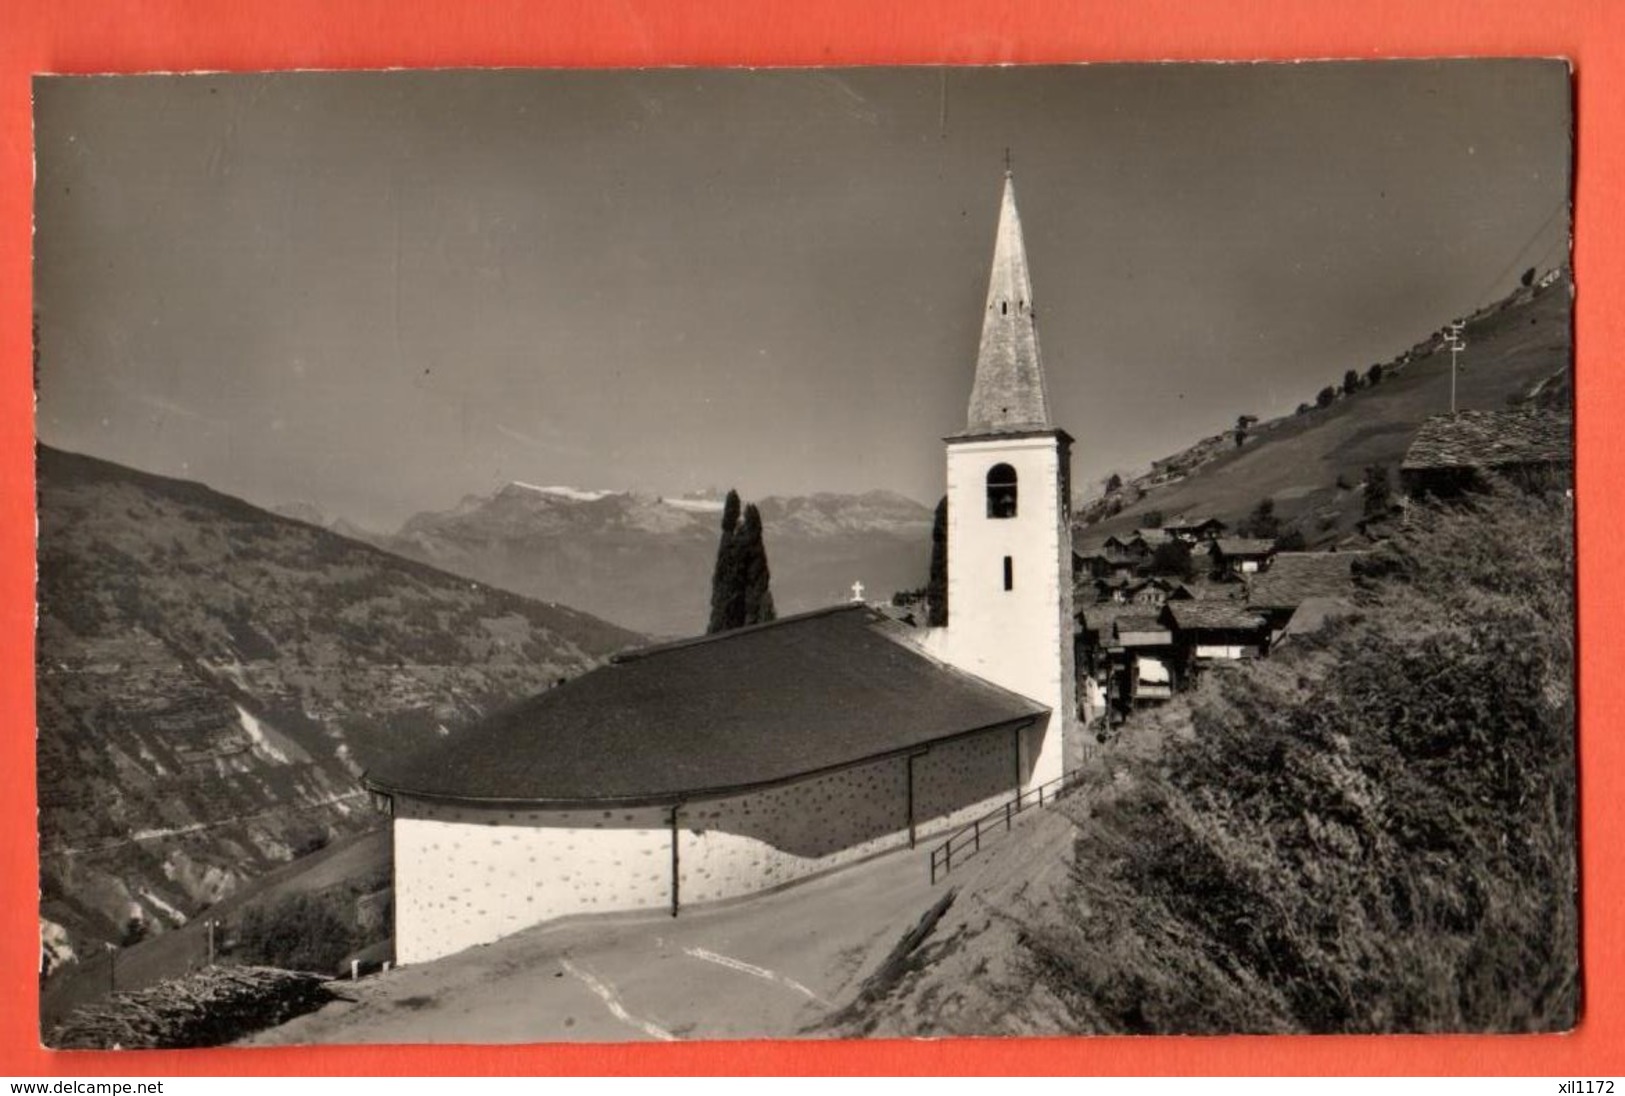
xmin=1086 ymin=274 xmax=1571 ymax=544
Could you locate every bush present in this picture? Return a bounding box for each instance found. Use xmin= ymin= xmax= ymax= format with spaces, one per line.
xmin=1363 ymin=464 xmax=1394 ymax=519
xmin=1316 ymin=386 xmax=1337 ymax=409
xmin=1146 ymin=539 xmax=1194 ymax=580
xmin=1237 ymin=497 xmax=1280 ymax=540
xmin=1024 ymin=489 xmax=1577 ymax=1033
xmin=234 ymin=892 xmax=358 ymax=975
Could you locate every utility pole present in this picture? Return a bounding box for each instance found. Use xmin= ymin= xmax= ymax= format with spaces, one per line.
xmin=206 ymin=918 xmax=218 ymax=966
xmin=105 ymin=942 xmax=117 ymax=993
xmin=1445 ymin=320 xmax=1467 ymax=414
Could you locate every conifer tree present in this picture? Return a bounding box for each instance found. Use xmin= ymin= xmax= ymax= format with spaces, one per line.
xmin=926 ymin=496 xmax=948 ymax=626
xmin=740 ymin=503 xmax=776 ymax=626
xmin=706 ymin=490 xmax=744 ymax=634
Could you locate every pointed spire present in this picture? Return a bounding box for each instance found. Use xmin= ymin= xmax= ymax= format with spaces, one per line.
xmin=963 ymin=171 xmax=1051 ymax=436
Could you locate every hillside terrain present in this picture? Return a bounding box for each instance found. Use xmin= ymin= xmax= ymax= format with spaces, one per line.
xmin=1082 ymin=270 xmax=1571 ymax=545
xmin=842 ymin=489 xmax=1576 ymax=1034
xmin=36 ymin=446 xmax=641 ymax=965
xmin=373 ymin=485 xmax=934 ymax=637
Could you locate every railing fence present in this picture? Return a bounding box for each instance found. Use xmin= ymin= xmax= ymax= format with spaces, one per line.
xmin=927 ymin=768 xmax=1085 ymax=884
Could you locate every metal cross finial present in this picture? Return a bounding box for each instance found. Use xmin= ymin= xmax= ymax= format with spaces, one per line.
xmin=1004 ymin=147 xmax=1013 ymax=174
xmin=850 ymin=580 xmax=866 ymax=603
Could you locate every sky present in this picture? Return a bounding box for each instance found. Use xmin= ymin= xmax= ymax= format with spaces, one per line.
xmin=33 ymin=62 xmax=1571 ymax=529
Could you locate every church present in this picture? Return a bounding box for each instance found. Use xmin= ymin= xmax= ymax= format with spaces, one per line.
xmin=366 ymin=172 xmax=1080 ymax=965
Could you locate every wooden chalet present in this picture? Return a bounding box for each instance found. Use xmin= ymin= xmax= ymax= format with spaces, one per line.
xmin=1161 ymin=600 xmax=1269 ymax=669
xmin=1246 ymin=551 xmax=1371 ymax=637
xmin=1162 ymin=515 xmax=1227 ymax=543
xmin=1208 ymin=537 xmax=1276 ymax=577
xmin=1400 ymin=409 xmax=1572 ymax=499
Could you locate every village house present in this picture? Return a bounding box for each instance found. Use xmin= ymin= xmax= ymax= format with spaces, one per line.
xmin=1162 ymin=515 xmax=1228 ymax=544
xmin=1245 ymin=550 xmax=1371 ymax=642
xmin=1161 ymin=600 xmax=1270 ymax=669
xmin=1072 ymin=536 xmax=1141 ymax=581
xmin=1400 ymin=408 xmax=1573 ymax=499
xmin=366 ymin=171 xmax=1082 ymax=965
xmin=1207 ymin=536 xmax=1277 ymax=578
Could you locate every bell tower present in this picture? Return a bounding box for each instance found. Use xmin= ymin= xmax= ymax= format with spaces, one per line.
xmin=941 ymin=171 xmax=1077 ymax=790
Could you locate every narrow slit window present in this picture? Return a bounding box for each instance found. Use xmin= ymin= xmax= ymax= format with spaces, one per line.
xmin=986 ymin=463 xmax=1018 ymax=518
xmin=1003 ymin=555 xmax=1014 ymax=591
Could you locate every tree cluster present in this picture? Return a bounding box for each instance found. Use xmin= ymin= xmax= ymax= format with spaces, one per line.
xmin=1236 ymin=496 xmax=1281 ymax=540
xmin=707 ymin=490 xmax=776 ymax=634
xmin=234 ymin=892 xmax=359 ymax=976
xmin=925 ymin=496 xmax=948 ymax=627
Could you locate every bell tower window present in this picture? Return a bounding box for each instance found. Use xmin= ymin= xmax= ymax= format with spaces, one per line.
xmin=986 ymin=463 xmax=1018 ymax=518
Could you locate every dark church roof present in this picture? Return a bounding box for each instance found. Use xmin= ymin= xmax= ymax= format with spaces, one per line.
xmin=367 ymin=605 xmax=1047 ymax=807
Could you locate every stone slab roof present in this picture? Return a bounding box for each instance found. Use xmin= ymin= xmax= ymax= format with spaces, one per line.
xmin=1164 ymin=600 xmax=1268 ymax=632
xmin=1246 ymin=551 xmax=1370 ymax=612
xmin=367 ymin=605 xmax=1047 ymax=806
xmin=1401 ymin=410 xmax=1572 ymax=472
xmin=1211 ymin=537 xmax=1276 ymax=557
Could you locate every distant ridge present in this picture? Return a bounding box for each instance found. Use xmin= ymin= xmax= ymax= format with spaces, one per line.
xmin=1079 ymin=268 xmax=1572 ymax=547
xmin=375 ymin=483 xmax=935 ymax=636
xmin=36 ymin=444 xmax=642 ymax=963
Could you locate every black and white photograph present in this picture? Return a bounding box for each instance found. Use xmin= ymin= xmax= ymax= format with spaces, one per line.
xmin=33 ymin=61 xmax=1576 ymax=1046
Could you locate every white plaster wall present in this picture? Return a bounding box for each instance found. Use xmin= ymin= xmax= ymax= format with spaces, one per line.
xmin=943 ymin=435 xmax=1078 ymax=789
xmin=392 ymin=726 xmax=1025 ymax=964
xmin=392 ymin=796 xmax=670 ymax=964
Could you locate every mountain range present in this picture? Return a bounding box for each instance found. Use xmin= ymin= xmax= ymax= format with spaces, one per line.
xmin=366 ymin=485 xmax=935 ymax=637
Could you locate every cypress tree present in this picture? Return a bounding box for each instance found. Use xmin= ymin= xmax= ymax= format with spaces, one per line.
xmin=926 ymin=496 xmax=948 ymax=626
xmin=706 ymin=490 xmax=744 ymax=634
xmin=740 ymin=503 xmax=776 ymax=626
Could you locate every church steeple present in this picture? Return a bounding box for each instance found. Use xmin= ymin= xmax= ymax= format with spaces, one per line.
xmin=963 ymin=171 xmax=1051 ymax=436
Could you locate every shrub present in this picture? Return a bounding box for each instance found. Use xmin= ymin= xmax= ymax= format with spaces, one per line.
xmin=234 ymin=892 xmax=358 ymax=975
xmin=1238 ymin=497 xmax=1280 ymax=540
xmin=1025 ymin=489 xmax=1576 ymax=1033
xmin=1146 ymin=539 xmax=1194 ymax=580
xmin=1363 ymin=464 xmax=1394 ymax=519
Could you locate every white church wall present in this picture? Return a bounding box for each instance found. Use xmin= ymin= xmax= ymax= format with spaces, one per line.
xmin=392 ymin=724 xmax=1027 ymax=964
xmin=943 ymin=434 xmax=1077 ymax=790
xmin=392 ymin=795 xmax=670 ymax=964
